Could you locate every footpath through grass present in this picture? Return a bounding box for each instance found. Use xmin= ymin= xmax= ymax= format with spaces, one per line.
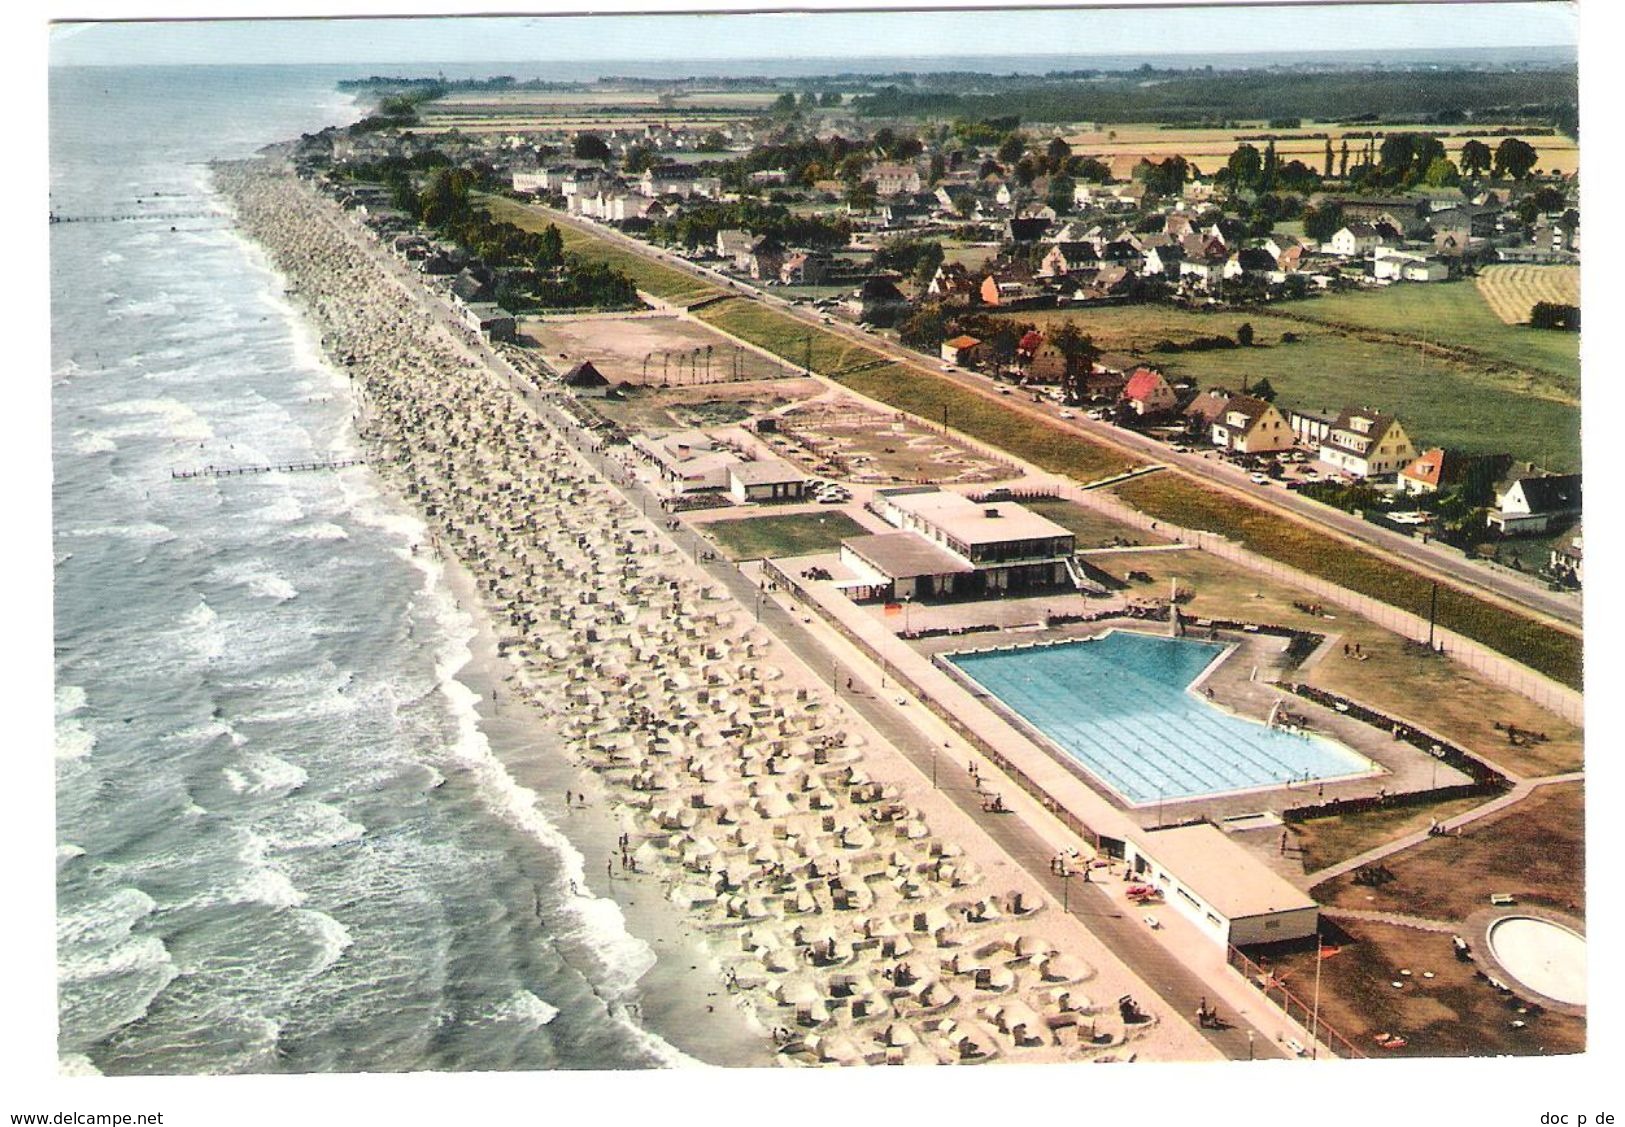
xmin=1114 ymin=472 xmax=1582 ymax=689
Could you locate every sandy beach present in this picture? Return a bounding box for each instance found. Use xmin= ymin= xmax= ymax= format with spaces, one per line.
xmin=212 ymin=157 xmax=1217 ymax=1067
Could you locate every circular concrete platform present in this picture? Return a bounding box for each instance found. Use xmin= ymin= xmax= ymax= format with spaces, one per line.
xmin=1485 ymin=915 xmax=1586 ymax=1007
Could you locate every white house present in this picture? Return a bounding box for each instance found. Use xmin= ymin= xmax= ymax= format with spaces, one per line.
xmin=1488 ymin=473 xmax=1582 ymax=535
xmin=1123 ymin=824 xmax=1319 ymax=948
xmin=727 ymin=457 xmax=809 ymax=504
xmin=1373 ymin=246 xmax=1448 ymax=282
xmin=1327 ymin=223 xmax=1383 ymax=257
xmin=1319 ymin=408 xmax=1417 ymax=479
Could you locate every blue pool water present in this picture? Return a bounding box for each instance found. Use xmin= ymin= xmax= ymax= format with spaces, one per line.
xmin=945 ymin=631 xmax=1375 ymax=805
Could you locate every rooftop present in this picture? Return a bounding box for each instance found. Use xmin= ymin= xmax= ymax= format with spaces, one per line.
xmin=843 ymin=532 xmax=976 ymax=579
xmin=887 ymin=490 xmax=1074 ymax=548
xmin=1131 ymin=823 xmax=1317 ymax=921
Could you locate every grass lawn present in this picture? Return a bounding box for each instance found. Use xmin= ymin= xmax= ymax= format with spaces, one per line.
xmin=1112 ymin=472 xmax=1583 ymax=690
xmin=704 ymin=510 xmax=870 ymax=561
xmin=1313 ymin=783 xmax=1584 ymax=922
xmin=1003 ymin=302 xmax=1580 ymax=471
xmin=1022 ymin=497 xmax=1172 ymax=549
xmin=1257 ymin=919 xmax=1585 ymax=1058
xmin=1288 ymin=794 xmax=1493 ymax=873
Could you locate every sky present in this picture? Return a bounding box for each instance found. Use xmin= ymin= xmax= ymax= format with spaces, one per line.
xmin=47 ymin=2 xmax=1580 ymax=69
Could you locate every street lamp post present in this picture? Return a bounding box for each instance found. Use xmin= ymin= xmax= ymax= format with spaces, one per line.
xmin=1247 ymin=1030 xmax=1255 ymax=1060
xmin=1311 ymin=934 xmax=1324 ymax=1060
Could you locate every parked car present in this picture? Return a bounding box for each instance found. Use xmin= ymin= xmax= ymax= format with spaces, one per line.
xmin=1249 ymin=472 xmax=1270 ymax=484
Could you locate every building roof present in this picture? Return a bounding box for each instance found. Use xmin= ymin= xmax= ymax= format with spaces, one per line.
xmin=1183 ymin=388 xmax=1232 ymax=425
xmin=1513 ymin=473 xmax=1582 ymax=513
xmin=1123 ymin=367 xmax=1170 ymax=402
xmin=887 ymin=490 xmax=1074 ymax=549
xmin=562 ymin=360 xmax=610 ymax=388
xmin=1400 ymin=447 xmax=1452 ymax=488
xmin=727 ymin=457 xmax=807 ymax=487
xmin=1132 ymin=823 xmax=1318 ymax=921
xmin=945 ymin=334 xmax=983 ymax=350
xmin=1222 ymin=393 xmax=1277 ymax=431
xmin=843 ymin=532 xmax=976 ymax=579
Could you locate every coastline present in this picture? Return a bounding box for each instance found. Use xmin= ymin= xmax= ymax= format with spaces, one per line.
xmin=210 ymin=154 xmax=1212 ymax=1068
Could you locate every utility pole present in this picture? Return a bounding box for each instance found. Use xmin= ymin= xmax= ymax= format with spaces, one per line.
xmin=1427 ymin=581 xmax=1438 ymax=650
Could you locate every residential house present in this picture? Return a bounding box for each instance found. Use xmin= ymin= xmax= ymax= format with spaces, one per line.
xmin=1488 ymin=472 xmax=1582 ymax=535
xmin=1143 ymin=244 xmax=1184 ymax=277
xmin=1318 ymin=408 xmax=1417 ymax=479
xmin=843 ymin=278 xmax=911 ymax=325
xmin=747 ymin=236 xmax=787 ymax=281
xmin=1209 ymin=394 xmax=1293 ymax=454
xmin=1288 ymin=407 xmax=1337 ymax=448
xmin=979 ymin=272 xmax=1044 ymax=308
xmin=1548 ymin=527 xmax=1583 ymax=585
xmin=1183 ymin=387 xmax=1233 ymax=436
xmin=1372 ymin=246 xmax=1448 ymax=282
xmin=870 ymin=162 xmax=923 ymax=196
xmin=716 ymin=229 xmax=754 ymax=268
xmin=1039 ymin=242 xmax=1100 ymax=278
xmin=1121 ymin=367 xmax=1177 ymax=416
xmin=779 ymin=251 xmax=833 ymax=285
xmin=1397 ymin=448 xmax=1513 ymax=498
xmin=927 ymin=262 xmax=979 ymax=305
xmin=1327 ymin=223 xmax=1384 ymax=257
xmin=1222 ymin=247 xmax=1278 ymax=282
xmin=940 ymin=334 xmax=987 ymax=367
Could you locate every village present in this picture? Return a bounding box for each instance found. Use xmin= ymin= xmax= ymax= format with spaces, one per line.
xmin=272 ymin=70 xmax=1584 ymax=1061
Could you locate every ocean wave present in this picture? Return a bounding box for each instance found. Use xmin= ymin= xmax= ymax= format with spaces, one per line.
xmin=112 ymin=293 xmax=179 ymax=320
xmin=100 ymin=252 xmax=125 ymax=266
xmin=56 ymin=684 xmax=88 ymax=717
xmin=57 ymin=887 xmax=159 ymax=951
xmin=486 ymin=989 xmax=559 ymax=1030
xmin=255 ymin=802 xmax=364 ymax=853
xmin=60 ymin=520 xmax=176 ymax=544
xmin=97 ymin=396 xmax=214 ymax=443
xmin=58 ymin=843 xmax=87 ymax=866
xmin=209 ymin=559 xmax=301 ymax=602
xmin=294 ymin=908 xmax=353 ymax=974
xmin=58 ymin=1053 xmax=103 ymax=1077
xmin=171 ymin=597 xmax=225 ymax=662
xmin=285 ymin=522 xmax=348 ymax=542
xmin=70 ymin=430 xmax=118 ymax=456
xmin=229 ymin=865 xmax=305 ymax=910
xmin=222 ymin=751 xmax=308 ymax=798
xmin=56 ymin=716 xmax=97 ymax=761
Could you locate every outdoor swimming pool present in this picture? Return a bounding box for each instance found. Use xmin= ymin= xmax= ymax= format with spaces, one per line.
xmin=944 ymin=630 xmax=1376 ymax=805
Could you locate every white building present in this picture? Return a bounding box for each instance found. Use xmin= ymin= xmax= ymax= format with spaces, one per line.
xmin=727 ymin=458 xmax=809 ymax=505
xmin=1327 ymin=223 xmax=1383 ymax=258
xmin=1318 ymin=408 xmax=1417 ymax=480
xmin=1123 ymin=823 xmax=1320 ymax=947
xmin=1373 ymin=246 xmax=1448 ymax=282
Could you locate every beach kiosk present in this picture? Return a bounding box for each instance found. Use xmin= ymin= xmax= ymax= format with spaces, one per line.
xmin=1123 ymin=823 xmax=1319 ymax=947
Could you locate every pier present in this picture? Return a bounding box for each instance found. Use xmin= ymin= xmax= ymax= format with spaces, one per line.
xmin=171 ymin=457 xmax=380 ymax=480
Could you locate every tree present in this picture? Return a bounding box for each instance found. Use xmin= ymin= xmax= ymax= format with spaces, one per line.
xmin=846 ymin=179 xmax=878 ymax=211
xmin=772 ymin=92 xmax=799 ymax=117
xmin=1250 ymin=377 xmax=1277 ymax=402
xmin=1338 ymin=138 xmax=1350 ymax=179
xmin=1050 ymin=320 xmax=1100 ymax=404
xmin=535 ymin=224 xmax=565 ymax=271
xmin=700 ymin=130 xmax=730 ymax=152
xmin=1045 ymin=136 xmax=1072 ymax=171
xmin=1379 ymin=132 xmax=1417 ymax=174
xmin=996 ymin=132 xmax=1028 ymax=164
xmin=1301 ymin=202 xmax=1344 ymax=243
xmin=1459 ymin=139 xmax=1492 ymax=178
xmin=1073 ymin=157 xmax=1111 ymax=183
xmin=819 ymin=91 xmax=843 ymax=107
xmin=1493 ymin=137 xmax=1539 ymax=180
xmin=1423 ymin=156 xmax=1460 ymax=188
xmin=988 ymin=323 xmax=1022 ymax=377
xmin=572 ymin=132 xmax=611 ymax=162
xmin=1227 ymin=144 xmax=1262 ymax=188
xmin=1047 ymin=174 xmax=1076 ymax=216
xmin=1530 ymin=302 xmax=1579 ymax=331
xmin=1323 ymin=137 xmax=1334 ymax=178
xmin=623 ymin=145 xmax=660 ymax=174
xmin=1236 ymin=322 xmax=1254 ymax=347
xmin=928 ymin=153 xmax=947 ymax=185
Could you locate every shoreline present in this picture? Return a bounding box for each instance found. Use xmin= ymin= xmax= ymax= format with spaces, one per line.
xmin=211 ymin=155 xmax=1212 ymax=1068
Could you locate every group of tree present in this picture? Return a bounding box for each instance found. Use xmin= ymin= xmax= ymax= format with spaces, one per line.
xmin=644 ymin=198 xmax=849 ymax=251
xmin=1529 ymin=302 xmax=1579 ymax=331
xmin=1217 ymin=141 xmax=1323 ymax=196
xmin=873 ymin=237 xmax=944 ymax=287
xmin=1132 ymin=155 xmax=1196 ymax=197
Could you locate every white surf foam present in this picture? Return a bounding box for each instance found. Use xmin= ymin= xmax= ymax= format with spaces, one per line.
xmin=295 ymin=908 xmax=354 ymax=974
xmin=70 ymin=430 xmax=118 ymax=456
xmin=487 ymin=989 xmax=559 ymax=1029
xmin=58 ymin=1053 xmax=104 ymax=1077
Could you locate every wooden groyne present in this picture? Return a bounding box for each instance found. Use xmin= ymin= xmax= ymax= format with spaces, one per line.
xmin=171 ymin=457 xmax=380 ymax=480
xmin=51 ymin=211 xmax=215 ymax=225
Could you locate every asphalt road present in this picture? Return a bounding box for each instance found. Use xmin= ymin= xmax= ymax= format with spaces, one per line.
xmin=529 ymin=202 xmax=1581 ymax=631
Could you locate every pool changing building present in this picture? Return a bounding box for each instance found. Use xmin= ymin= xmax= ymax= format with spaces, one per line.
xmin=839 ymin=487 xmax=1078 ymax=601
xmin=1122 ymin=823 xmax=1319 ymax=947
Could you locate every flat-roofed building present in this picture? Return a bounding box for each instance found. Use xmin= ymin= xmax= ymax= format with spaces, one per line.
xmin=843 ymin=487 xmax=1077 ymax=600
xmin=631 ymin=430 xmax=736 ymax=494
xmin=727 ymin=457 xmax=809 ymax=504
xmin=1124 ymin=823 xmax=1319 ymax=947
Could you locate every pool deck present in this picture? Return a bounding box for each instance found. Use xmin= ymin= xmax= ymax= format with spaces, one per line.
xmin=768 ymin=552 xmax=1474 ymax=890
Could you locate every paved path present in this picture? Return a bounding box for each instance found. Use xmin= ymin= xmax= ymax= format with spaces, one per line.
xmin=1321 ymin=907 xmax=1458 ymax=934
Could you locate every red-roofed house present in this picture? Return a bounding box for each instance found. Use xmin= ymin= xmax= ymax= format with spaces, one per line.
xmin=940 ymin=334 xmax=987 ymax=366
xmin=1121 ymin=367 xmax=1177 ymax=416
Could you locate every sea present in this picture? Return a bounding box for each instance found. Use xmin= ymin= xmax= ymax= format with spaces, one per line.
xmin=49 ymin=64 xmax=727 ymax=1075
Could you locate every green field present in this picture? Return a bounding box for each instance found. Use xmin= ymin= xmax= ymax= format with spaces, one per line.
xmin=704 ymin=510 xmax=869 ymax=561
xmin=1004 ymin=301 xmax=1580 ymax=471
xmin=1113 ymin=472 xmax=1583 ymax=689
